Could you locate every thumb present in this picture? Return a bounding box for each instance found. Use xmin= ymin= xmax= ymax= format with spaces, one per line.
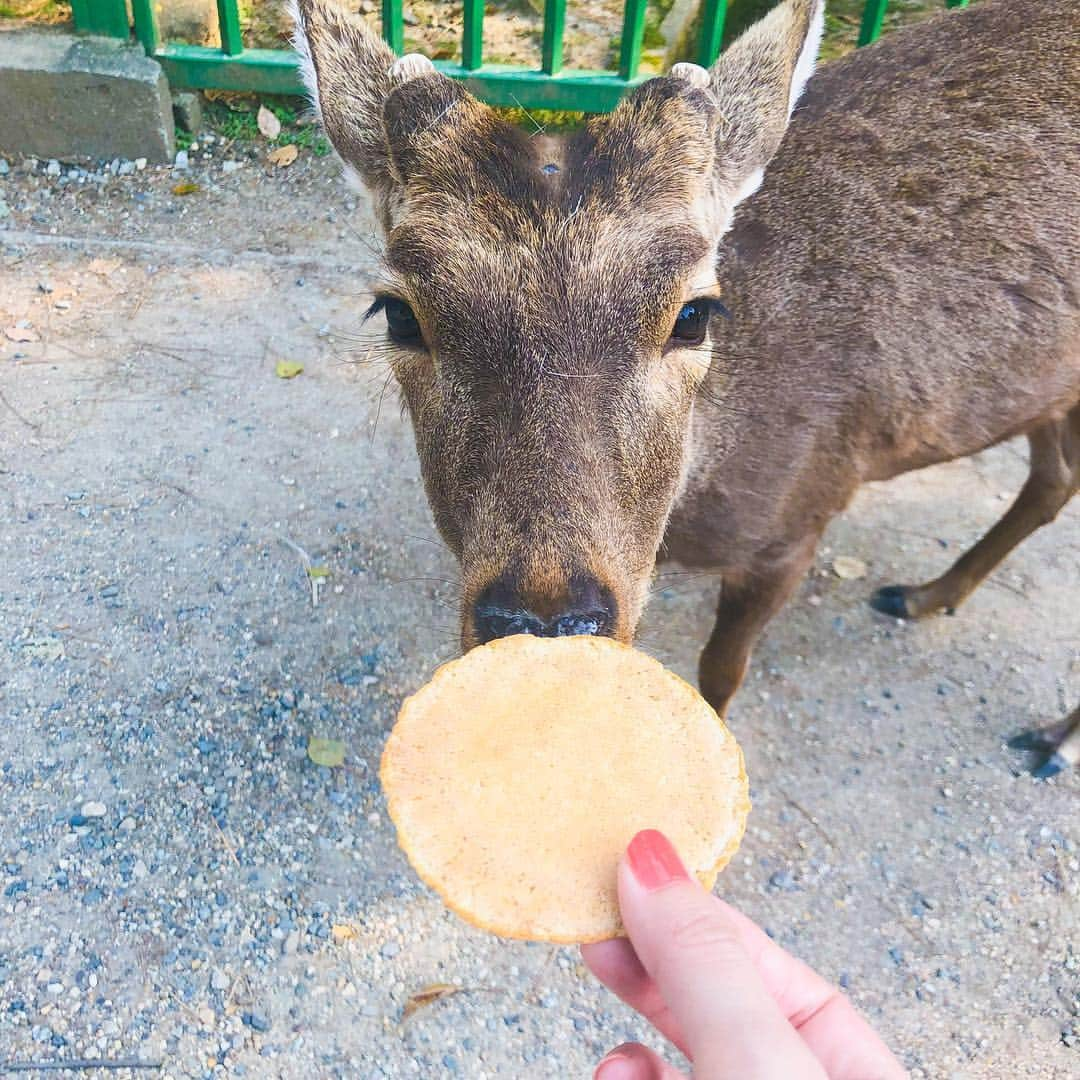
xmin=595 ymin=1042 xmax=686 ymax=1080
xmin=618 ymin=830 xmax=825 ymax=1080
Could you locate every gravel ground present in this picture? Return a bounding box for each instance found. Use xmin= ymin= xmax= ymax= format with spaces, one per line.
xmin=0 ymin=150 xmax=1077 ymax=1079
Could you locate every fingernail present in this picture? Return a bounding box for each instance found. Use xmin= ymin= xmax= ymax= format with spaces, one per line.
xmin=594 ymin=1051 xmax=636 ymax=1080
xmin=626 ymin=829 xmax=690 ymax=891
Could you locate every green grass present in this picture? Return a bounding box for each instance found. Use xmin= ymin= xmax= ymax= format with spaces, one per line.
xmin=497 ymin=106 xmax=586 ymax=133
xmin=0 ymin=0 xmax=68 ymax=19
xmin=200 ymin=95 xmax=331 ymax=155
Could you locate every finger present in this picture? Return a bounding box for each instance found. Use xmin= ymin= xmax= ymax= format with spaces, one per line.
xmin=619 ymin=830 xmax=826 ymax=1079
xmin=580 ymin=939 xmax=689 ymax=1056
xmin=794 ymin=993 xmax=907 ymax=1080
xmin=708 ymin=899 xmax=846 ymax=1020
xmin=707 ymin=900 xmax=905 ymax=1078
xmin=594 ymin=1042 xmax=687 ymax=1080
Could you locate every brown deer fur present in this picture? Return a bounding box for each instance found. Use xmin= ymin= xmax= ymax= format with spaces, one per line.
xmin=293 ymin=0 xmax=1079 ymax=774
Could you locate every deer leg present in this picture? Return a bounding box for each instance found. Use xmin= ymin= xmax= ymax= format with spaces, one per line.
xmin=1009 ymin=704 xmax=1080 ymax=779
xmin=871 ymin=413 xmax=1078 ymax=620
xmin=698 ymin=535 xmax=819 ymax=715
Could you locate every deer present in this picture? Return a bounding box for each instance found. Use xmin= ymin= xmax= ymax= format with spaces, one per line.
xmin=291 ymin=0 xmax=1079 ymax=776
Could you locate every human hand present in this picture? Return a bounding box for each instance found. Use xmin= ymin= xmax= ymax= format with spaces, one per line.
xmin=581 ymin=829 xmax=906 ymax=1079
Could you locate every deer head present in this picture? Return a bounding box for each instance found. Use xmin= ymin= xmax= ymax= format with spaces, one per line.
xmin=292 ymin=0 xmax=824 ymax=648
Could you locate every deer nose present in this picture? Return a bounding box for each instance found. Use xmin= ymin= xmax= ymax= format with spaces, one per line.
xmin=472 ymin=575 xmax=615 ymax=644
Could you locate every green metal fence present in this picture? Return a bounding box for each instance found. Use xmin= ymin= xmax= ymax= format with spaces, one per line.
xmin=70 ymin=0 xmax=969 ymax=114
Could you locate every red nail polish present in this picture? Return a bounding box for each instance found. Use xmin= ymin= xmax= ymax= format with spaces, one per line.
xmin=626 ymin=829 xmax=690 ymax=890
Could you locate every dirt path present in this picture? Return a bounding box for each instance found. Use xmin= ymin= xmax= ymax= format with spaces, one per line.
xmin=1 ymin=154 xmax=1076 ymax=1078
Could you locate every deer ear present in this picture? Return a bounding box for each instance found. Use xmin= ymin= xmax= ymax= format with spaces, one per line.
xmin=291 ymin=0 xmax=491 ymax=231
xmin=707 ymin=0 xmax=825 ymax=232
xmin=289 ymin=0 xmax=403 ymax=224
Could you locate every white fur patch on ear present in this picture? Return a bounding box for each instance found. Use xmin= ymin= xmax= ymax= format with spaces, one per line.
xmin=670 ymin=62 xmax=711 ymax=89
xmin=390 ymin=53 xmax=436 ymax=84
xmin=286 ymin=0 xmax=322 ymax=121
xmin=788 ymin=0 xmax=825 ymax=118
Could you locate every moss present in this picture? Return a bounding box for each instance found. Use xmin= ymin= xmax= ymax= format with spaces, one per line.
xmin=496 ymin=107 xmax=587 ymax=133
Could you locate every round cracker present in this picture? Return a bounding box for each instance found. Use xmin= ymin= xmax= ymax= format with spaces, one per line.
xmin=380 ymin=635 xmax=750 ymax=944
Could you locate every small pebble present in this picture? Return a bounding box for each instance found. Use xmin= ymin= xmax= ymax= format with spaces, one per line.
xmin=768 ymin=869 xmax=798 ymax=892
xmin=243 ymin=1011 xmax=270 ymax=1033
xmin=80 ymin=801 xmax=107 ymax=819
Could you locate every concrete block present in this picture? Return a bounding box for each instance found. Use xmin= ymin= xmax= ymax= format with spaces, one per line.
xmin=172 ymin=91 xmax=203 ymax=134
xmin=0 ymin=30 xmax=175 ymax=163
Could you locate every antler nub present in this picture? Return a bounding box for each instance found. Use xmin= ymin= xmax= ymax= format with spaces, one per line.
xmin=669 ymin=63 xmax=711 ymax=89
xmin=390 ymin=53 xmax=437 ymax=84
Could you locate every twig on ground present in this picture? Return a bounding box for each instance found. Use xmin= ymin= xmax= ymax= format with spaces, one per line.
xmin=522 ymin=946 xmax=559 ymax=1004
xmin=280 ymin=537 xmax=322 ymax=607
xmin=0 ymin=389 xmax=40 ymax=433
xmin=212 ymin=815 xmax=241 ymax=867
xmin=783 ymin=793 xmax=835 ymax=849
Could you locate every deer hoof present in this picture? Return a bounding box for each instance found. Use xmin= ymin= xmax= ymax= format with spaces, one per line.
xmin=869 ymin=584 xmax=911 ymax=619
xmin=390 ymin=53 xmax=436 ymax=84
xmin=670 ymin=62 xmax=711 ymax=89
xmin=1031 ymin=752 xmax=1069 ymax=780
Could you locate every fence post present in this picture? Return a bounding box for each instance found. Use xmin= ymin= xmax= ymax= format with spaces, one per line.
xmin=696 ymin=0 xmax=727 ymax=67
xmin=216 ymin=0 xmax=245 ymax=56
xmin=542 ymin=0 xmax=566 ymax=76
xmin=70 ymin=0 xmax=130 ymax=39
xmin=462 ymin=0 xmax=484 ymax=71
xmin=617 ymin=0 xmax=648 ymax=80
xmin=857 ymin=0 xmax=888 ymax=46
xmin=382 ymin=0 xmax=405 ymax=54
xmin=129 ymin=0 xmax=161 ymax=55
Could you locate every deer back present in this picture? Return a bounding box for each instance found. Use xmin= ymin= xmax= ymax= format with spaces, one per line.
xmin=669 ymin=0 xmax=1080 ymax=569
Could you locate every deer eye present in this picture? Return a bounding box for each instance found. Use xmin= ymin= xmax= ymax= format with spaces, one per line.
xmin=366 ymin=295 xmax=423 ymax=346
xmin=670 ymin=300 xmax=712 ymax=345
xmin=384 ymin=298 xmax=422 ymax=344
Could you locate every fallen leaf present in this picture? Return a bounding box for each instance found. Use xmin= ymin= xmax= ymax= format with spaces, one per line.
xmin=23 ymin=637 xmax=64 ymax=662
xmin=257 ymin=105 xmax=282 ymax=140
xmin=172 ymin=182 xmax=200 ymax=196
xmin=275 ymin=359 xmax=304 ymax=379
xmin=204 ymin=88 xmax=255 ymax=109
xmin=402 ymin=984 xmax=467 ymax=1021
xmin=268 ymin=144 xmax=299 ymax=168
xmin=87 ymin=257 xmax=122 ymax=276
xmin=4 ymin=325 xmax=36 ymax=342
xmin=307 ymin=736 xmax=345 ymax=768
xmin=832 ymin=556 xmax=868 ymax=580
xmin=331 ymin=924 xmax=358 ymax=943
xmin=306 ymin=565 xmax=330 ymax=580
